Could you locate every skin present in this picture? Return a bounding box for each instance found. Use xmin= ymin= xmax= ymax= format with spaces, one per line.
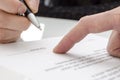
xmin=54 ymin=6 xmax=120 ymax=58
xmin=0 ymin=0 xmax=39 ymax=43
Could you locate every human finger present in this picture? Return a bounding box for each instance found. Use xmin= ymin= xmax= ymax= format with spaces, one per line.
xmin=53 ymin=7 xmax=120 ymax=53
xmin=25 ymin=0 xmax=40 ymax=13
xmin=0 ymin=0 xmax=26 ymax=14
xmin=0 ymin=10 xmax=30 ymax=31
xmin=0 ymin=28 xmax=21 ymax=43
xmin=107 ymin=31 xmax=120 ymax=57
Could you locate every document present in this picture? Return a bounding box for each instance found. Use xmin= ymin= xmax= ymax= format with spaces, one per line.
xmin=0 ymin=34 xmax=120 ymax=80
xmin=0 ymin=66 xmax=30 ymax=80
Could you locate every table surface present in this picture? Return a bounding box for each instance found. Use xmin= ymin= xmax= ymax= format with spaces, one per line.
xmin=22 ymin=17 xmax=112 ymax=41
xmin=38 ymin=17 xmax=112 ymax=38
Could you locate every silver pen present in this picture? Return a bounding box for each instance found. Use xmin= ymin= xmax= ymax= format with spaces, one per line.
xmin=20 ymin=0 xmax=41 ymax=30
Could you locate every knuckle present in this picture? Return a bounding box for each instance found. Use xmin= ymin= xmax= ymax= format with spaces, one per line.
xmin=80 ymin=15 xmax=95 ymax=26
xmin=79 ymin=16 xmax=91 ymax=28
xmin=8 ymin=0 xmax=20 ymax=13
xmin=80 ymin=16 xmax=90 ymax=24
xmin=9 ymin=0 xmax=25 ymax=14
xmin=80 ymin=15 xmax=94 ymax=33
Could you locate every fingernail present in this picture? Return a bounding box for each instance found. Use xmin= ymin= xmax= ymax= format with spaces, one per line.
xmin=18 ymin=5 xmax=26 ymax=15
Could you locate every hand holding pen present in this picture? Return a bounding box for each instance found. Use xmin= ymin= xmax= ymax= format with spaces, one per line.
xmin=20 ymin=0 xmax=41 ymax=30
xmin=0 ymin=0 xmax=40 ymax=43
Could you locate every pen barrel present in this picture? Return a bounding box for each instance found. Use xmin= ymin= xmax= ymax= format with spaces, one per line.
xmin=20 ymin=0 xmax=32 ymax=16
xmin=25 ymin=9 xmax=31 ymax=16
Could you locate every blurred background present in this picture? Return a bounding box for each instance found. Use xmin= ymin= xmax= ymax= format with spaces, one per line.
xmin=36 ymin=0 xmax=120 ymax=20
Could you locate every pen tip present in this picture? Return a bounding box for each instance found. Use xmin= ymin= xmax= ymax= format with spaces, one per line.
xmin=38 ymin=26 xmax=42 ymax=30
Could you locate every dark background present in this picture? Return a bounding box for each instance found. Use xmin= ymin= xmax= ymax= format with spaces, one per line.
xmin=36 ymin=0 xmax=120 ymax=20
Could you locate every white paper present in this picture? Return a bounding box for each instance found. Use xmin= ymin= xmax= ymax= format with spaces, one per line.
xmin=0 ymin=66 xmax=30 ymax=80
xmin=0 ymin=34 xmax=120 ymax=80
xmin=21 ymin=23 xmax=45 ymax=41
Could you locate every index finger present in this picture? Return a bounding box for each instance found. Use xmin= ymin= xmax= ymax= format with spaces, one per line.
xmin=0 ymin=0 xmax=26 ymax=14
xmin=53 ymin=7 xmax=119 ymax=53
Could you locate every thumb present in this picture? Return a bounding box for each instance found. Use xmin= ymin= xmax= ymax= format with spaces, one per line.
xmin=0 ymin=0 xmax=26 ymax=14
xmin=25 ymin=0 xmax=40 ymax=13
